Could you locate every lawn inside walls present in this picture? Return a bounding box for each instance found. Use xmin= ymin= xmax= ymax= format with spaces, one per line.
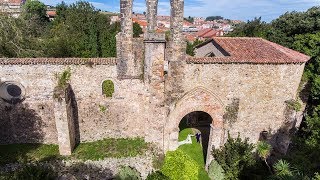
xmin=178 ymin=128 xmax=210 ymax=180
xmin=0 ymin=138 xmax=149 ymax=165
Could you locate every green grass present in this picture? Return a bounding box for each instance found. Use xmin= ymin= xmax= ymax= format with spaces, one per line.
xmin=178 ymin=128 xmax=210 ymax=180
xmin=0 ymin=138 xmax=150 ymax=166
xmin=0 ymin=144 xmax=59 ymax=166
xmin=71 ymin=138 xmax=149 ymax=160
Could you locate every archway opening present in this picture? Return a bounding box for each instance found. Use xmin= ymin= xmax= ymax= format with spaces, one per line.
xmin=178 ymin=111 xmax=212 ymax=165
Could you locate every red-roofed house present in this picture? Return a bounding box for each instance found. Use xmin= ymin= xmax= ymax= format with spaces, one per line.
xmin=195 ymin=28 xmax=224 ymax=41
xmin=0 ymin=0 xmax=25 ymax=17
xmin=193 ymin=37 xmax=310 ymax=64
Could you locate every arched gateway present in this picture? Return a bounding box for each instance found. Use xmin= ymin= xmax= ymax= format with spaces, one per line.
xmin=164 ymin=87 xmax=225 ymax=166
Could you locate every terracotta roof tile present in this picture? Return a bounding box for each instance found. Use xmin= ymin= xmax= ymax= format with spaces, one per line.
xmin=0 ymin=58 xmax=117 ymax=65
xmin=189 ymin=37 xmax=310 ymax=64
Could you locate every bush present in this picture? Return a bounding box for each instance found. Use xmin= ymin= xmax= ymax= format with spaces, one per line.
xmin=212 ymin=133 xmax=256 ymax=180
xmin=13 ymin=164 xmax=57 ymax=180
xmin=161 ymin=149 xmax=199 ymax=180
xmin=146 ymin=171 xmax=169 ymax=180
xmin=115 ymin=166 xmax=141 ymax=180
xmin=102 ymin=80 xmax=114 ymax=97
xmin=208 ymin=160 xmax=225 ymax=180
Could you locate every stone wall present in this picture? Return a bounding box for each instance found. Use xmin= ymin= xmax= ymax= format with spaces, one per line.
xmin=0 ymin=62 xmax=165 ymax=147
xmin=181 ymin=62 xmax=306 ymax=143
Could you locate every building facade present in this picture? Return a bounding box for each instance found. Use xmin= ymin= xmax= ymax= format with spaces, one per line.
xmin=0 ymin=0 xmax=309 ymax=167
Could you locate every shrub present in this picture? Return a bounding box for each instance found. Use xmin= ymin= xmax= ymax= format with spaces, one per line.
xmin=161 ymin=149 xmax=199 ymax=180
xmin=285 ymin=99 xmax=302 ymax=112
xmin=102 ymin=80 xmax=114 ymax=97
xmin=115 ymin=166 xmax=141 ymax=180
xmin=208 ymin=160 xmax=225 ymax=180
xmin=212 ymin=133 xmax=255 ymax=180
xmin=146 ymin=171 xmax=169 ymax=180
xmin=13 ymin=164 xmax=57 ymax=180
xmin=57 ymin=68 xmax=71 ymax=88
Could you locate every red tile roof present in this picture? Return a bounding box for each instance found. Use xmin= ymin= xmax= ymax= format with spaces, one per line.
xmin=1 ymin=0 xmax=23 ymax=4
xmin=0 ymin=58 xmax=117 ymax=65
xmin=189 ymin=37 xmax=310 ymax=64
xmin=46 ymin=10 xmax=56 ymax=17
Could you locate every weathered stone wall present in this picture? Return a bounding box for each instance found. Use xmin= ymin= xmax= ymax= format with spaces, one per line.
xmin=0 ymin=63 xmax=165 ymax=146
xmin=181 ymin=62 xmax=306 ymax=143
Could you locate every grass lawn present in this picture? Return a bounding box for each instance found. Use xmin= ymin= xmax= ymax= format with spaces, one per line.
xmin=178 ymin=128 xmax=210 ymax=180
xmin=0 ymin=144 xmax=59 ymax=166
xmin=0 ymin=138 xmax=149 ymax=165
xmin=72 ymin=137 xmax=149 ymax=160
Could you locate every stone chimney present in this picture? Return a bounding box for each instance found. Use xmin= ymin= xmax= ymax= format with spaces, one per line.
xmin=146 ymin=0 xmax=158 ymax=32
xmin=117 ymin=0 xmax=136 ymax=78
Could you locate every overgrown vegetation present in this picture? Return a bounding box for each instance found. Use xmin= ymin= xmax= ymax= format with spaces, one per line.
xmin=115 ymin=166 xmax=141 ymax=180
xmin=0 ymin=1 xmax=122 ymax=58
xmin=285 ymin=99 xmax=302 ymax=112
xmin=12 ymin=164 xmax=57 ymax=180
xmin=146 ymin=171 xmax=169 ymax=180
xmin=102 ymin=80 xmax=114 ymax=97
xmin=223 ymin=98 xmax=240 ymax=125
xmin=186 ymin=39 xmax=203 ymax=56
xmin=56 ymin=68 xmax=71 ymax=88
xmin=212 ymin=133 xmax=256 ymax=180
xmin=228 ymin=6 xmax=320 ymax=177
xmin=208 ymin=160 xmax=225 ymax=180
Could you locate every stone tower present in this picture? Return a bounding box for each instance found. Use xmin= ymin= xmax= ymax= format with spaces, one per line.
xmin=117 ymin=0 xmax=136 ymax=78
xmin=144 ymin=0 xmax=166 ymax=105
xmin=166 ymin=0 xmax=186 ymax=105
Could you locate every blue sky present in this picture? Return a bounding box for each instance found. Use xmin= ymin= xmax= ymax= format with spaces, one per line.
xmin=41 ymin=0 xmax=319 ymax=22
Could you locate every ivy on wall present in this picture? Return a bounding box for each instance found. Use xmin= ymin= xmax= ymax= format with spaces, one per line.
xmin=223 ymin=98 xmax=240 ymax=125
xmin=102 ymin=80 xmax=114 ymax=97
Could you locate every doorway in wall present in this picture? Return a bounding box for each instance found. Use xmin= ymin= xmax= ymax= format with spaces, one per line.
xmin=178 ymin=111 xmax=212 ymax=165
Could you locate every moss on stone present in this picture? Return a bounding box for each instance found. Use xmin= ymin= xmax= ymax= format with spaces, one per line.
xmin=102 ymin=80 xmax=114 ymax=97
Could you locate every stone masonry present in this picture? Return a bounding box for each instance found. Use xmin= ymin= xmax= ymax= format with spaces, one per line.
xmin=0 ymin=0 xmax=310 ymax=166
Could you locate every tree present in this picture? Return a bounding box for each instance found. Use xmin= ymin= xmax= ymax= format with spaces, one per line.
xmin=133 ymin=22 xmax=143 ymax=37
xmin=212 ymin=133 xmax=256 ymax=180
xmin=21 ymin=0 xmax=49 ymax=37
xmin=186 ymin=39 xmax=203 ymax=56
xmin=184 ymin=16 xmax=194 ymax=23
xmin=45 ymin=1 xmax=119 ymax=58
xmin=206 ymin=16 xmax=224 ymax=21
xmin=22 ymin=0 xmax=48 ymax=21
xmin=257 ymin=141 xmax=272 ymax=173
xmin=227 ymin=17 xmax=271 ymax=38
xmin=0 ymin=15 xmax=43 ymax=57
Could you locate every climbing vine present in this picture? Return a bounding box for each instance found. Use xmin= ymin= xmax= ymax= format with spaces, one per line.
xmin=223 ymin=98 xmax=240 ymax=125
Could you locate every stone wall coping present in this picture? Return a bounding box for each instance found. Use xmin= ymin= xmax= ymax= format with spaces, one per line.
xmin=187 ymin=57 xmax=306 ymax=65
xmin=0 ymin=58 xmax=117 ymax=65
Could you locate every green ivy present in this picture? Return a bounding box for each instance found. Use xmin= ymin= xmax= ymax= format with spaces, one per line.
xmin=102 ymin=80 xmax=114 ymax=97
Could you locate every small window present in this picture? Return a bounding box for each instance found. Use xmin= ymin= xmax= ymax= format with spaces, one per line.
xmin=102 ymin=80 xmax=114 ymax=97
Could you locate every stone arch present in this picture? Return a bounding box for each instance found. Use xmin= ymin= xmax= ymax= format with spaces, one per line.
xmin=163 ymin=87 xmax=225 ymax=161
